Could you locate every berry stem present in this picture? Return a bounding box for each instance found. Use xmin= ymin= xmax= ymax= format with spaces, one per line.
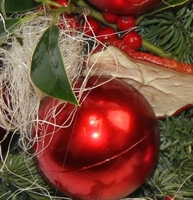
xmin=136 ymin=14 xmax=149 ymax=25
xmin=71 ymin=0 xmax=117 ymax=29
xmin=142 ymin=39 xmax=171 ymax=58
xmin=20 ymin=12 xmax=42 ymax=23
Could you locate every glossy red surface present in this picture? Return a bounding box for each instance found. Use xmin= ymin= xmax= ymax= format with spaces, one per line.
xmin=33 ymin=75 xmax=160 ymax=200
xmin=87 ymin=0 xmax=163 ymax=15
xmin=56 ymin=0 xmax=68 ymax=7
xmin=123 ymin=31 xmax=142 ymax=50
xmin=116 ymin=15 xmax=136 ymax=31
xmin=102 ymin=11 xmax=118 ymax=23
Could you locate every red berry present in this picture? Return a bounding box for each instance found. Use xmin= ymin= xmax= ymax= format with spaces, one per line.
xmin=50 ymin=0 xmax=68 ymax=9
xmin=56 ymin=0 xmax=68 ymax=7
xmin=96 ymin=27 xmax=117 ymax=43
xmin=164 ymin=196 xmax=176 ymax=200
xmin=123 ymin=31 xmax=142 ymax=50
xmin=36 ymin=5 xmax=44 ymax=11
xmin=83 ymin=17 xmax=101 ymax=36
xmin=102 ymin=11 xmax=117 ymax=23
xmin=116 ymin=15 xmax=136 ymax=31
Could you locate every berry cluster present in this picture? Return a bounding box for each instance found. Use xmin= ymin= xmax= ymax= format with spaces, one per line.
xmin=53 ymin=0 xmax=142 ymax=51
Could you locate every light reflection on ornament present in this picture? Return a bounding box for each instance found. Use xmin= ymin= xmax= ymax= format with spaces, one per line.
xmin=92 ymin=132 xmax=99 ymax=139
xmin=108 ymin=110 xmax=130 ymax=132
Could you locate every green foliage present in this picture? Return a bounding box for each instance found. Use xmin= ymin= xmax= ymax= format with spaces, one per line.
xmin=139 ymin=0 xmax=190 ymax=17
xmin=0 ymin=154 xmax=65 ymax=200
xmin=31 ymin=24 xmax=78 ymax=105
xmin=0 ymin=18 xmax=22 ymax=45
xmin=138 ymin=1 xmax=193 ymax=64
xmin=4 ymin=0 xmax=41 ymax=14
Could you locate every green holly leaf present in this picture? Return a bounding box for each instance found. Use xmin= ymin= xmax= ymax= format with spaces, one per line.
xmin=0 ymin=18 xmax=22 ymax=44
xmin=4 ymin=0 xmax=41 ymax=13
xmin=31 ymin=24 xmax=78 ymax=105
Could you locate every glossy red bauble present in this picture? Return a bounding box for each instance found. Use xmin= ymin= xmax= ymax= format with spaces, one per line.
xmin=33 ymin=75 xmax=160 ymax=200
xmin=87 ymin=0 xmax=163 ymax=15
xmin=102 ymin=11 xmax=118 ymax=23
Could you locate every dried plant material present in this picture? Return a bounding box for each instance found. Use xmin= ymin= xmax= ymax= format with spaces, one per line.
xmin=88 ymin=45 xmax=193 ymax=117
xmin=0 ymin=13 xmax=87 ymax=150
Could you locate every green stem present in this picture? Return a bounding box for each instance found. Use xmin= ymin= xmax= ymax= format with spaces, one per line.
xmin=52 ymin=13 xmax=59 ymax=25
xmin=136 ymin=14 xmax=146 ymax=25
xmin=72 ymin=0 xmax=117 ymax=29
xmin=36 ymin=0 xmax=80 ymax=13
xmin=142 ymin=39 xmax=171 ymax=58
xmin=20 ymin=12 xmax=41 ymax=23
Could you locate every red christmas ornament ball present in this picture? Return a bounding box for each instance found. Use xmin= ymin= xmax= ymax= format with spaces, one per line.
xmin=33 ymin=75 xmax=160 ymax=200
xmin=87 ymin=0 xmax=162 ymax=15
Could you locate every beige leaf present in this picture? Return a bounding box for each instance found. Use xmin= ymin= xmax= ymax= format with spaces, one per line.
xmin=88 ymin=46 xmax=193 ymax=117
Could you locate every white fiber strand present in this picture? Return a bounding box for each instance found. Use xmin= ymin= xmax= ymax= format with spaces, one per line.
xmin=0 ymin=14 xmax=87 ymax=152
